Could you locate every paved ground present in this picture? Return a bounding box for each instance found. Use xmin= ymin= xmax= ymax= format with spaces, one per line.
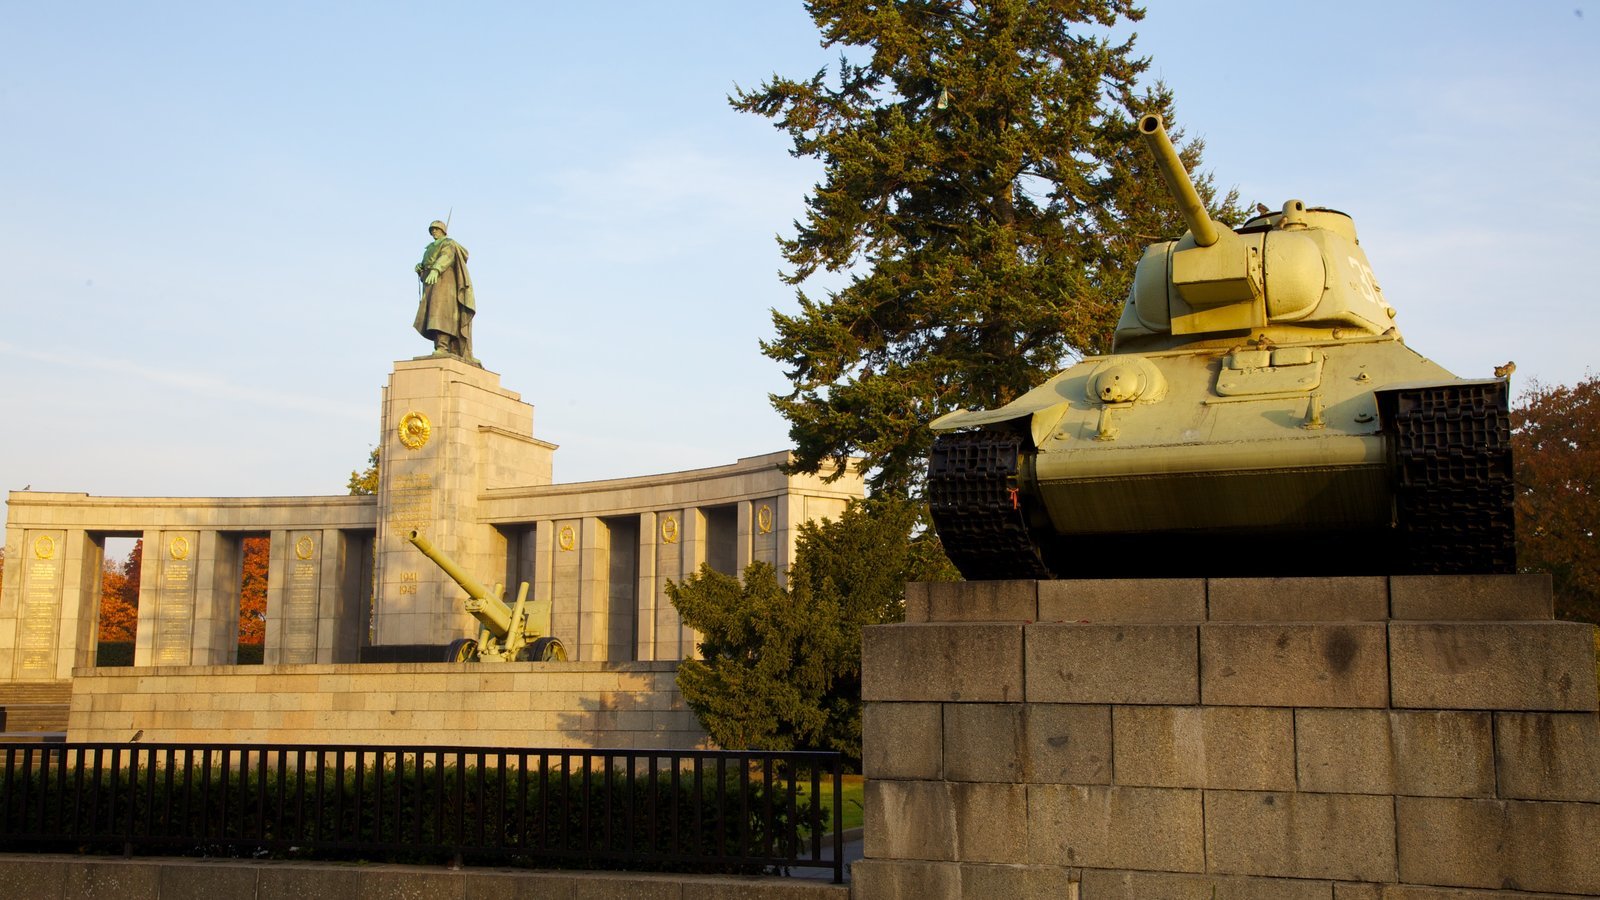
xmin=790 ymin=829 xmax=862 ymax=882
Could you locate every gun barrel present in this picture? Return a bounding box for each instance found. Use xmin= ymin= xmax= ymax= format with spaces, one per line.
xmin=407 ymin=530 xmax=515 ymax=636
xmin=1138 ymin=113 xmax=1219 ymax=248
xmin=406 ymin=527 xmax=495 ymax=596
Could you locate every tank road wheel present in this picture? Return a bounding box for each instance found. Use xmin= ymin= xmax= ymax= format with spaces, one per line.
xmin=516 ymin=637 xmax=568 ymax=662
xmin=444 ymin=638 xmax=479 ymax=662
xmin=1382 ymin=381 xmax=1516 ymax=574
xmin=928 ymin=430 xmax=1053 ymax=581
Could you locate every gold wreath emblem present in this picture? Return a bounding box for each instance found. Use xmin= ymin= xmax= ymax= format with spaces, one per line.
xmin=295 ymin=537 xmax=315 ymax=560
xmin=398 ymin=411 xmax=432 ymax=450
xmin=756 ymin=504 xmax=774 ymax=535
xmin=661 ymin=515 xmax=679 ymax=544
xmin=557 ymin=525 xmax=576 ymax=552
xmin=169 ymin=536 xmax=190 ymax=560
xmin=32 ymin=535 xmax=55 ymax=560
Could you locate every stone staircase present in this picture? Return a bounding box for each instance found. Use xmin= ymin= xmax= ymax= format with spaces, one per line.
xmin=0 ymin=681 xmax=71 ymax=743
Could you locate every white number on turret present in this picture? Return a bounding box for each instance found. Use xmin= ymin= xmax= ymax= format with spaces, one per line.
xmin=1346 ymin=255 xmax=1381 ymax=306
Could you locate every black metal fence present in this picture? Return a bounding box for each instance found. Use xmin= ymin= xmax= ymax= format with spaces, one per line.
xmin=0 ymin=742 xmax=845 ymax=883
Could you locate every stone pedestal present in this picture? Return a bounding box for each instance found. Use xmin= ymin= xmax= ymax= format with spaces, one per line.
xmin=855 ymin=575 xmax=1600 ymax=898
xmin=373 ymin=357 xmax=555 ymax=648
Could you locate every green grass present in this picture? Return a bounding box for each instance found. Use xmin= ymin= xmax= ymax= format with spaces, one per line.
xmin=795 ymin=774 xmax=864 ymax=833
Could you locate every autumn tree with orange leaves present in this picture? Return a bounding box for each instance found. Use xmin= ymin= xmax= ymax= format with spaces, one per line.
xmin=98 ymin=539 xmax=142 ymax=643
xmin=239 ymin=536 xmax=269 ymax=651
xmin=1513 ymin=375 xmax=1600 ymax=624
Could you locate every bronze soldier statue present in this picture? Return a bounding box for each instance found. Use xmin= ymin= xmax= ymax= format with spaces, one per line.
xmin=414 ymin=220 xmax=478 ymax=364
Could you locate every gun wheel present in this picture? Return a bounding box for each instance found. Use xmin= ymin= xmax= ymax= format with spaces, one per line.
xmin=444 ymin=638 xmax=479 ymax=663
xmin=518 ymin=636 xmax=567 ymax=662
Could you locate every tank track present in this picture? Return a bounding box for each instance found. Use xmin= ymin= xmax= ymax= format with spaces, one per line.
xmin=1386 ymin=381 xmax=1515 ymax=574
xmin=928 ymin=431 xmax=1053 ymax=580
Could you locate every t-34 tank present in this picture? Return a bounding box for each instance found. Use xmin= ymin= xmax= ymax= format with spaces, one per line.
xmin=928 ymin=113 xmax=1513 ymax=580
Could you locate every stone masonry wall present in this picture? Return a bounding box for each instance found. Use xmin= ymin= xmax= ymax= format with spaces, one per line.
xmin=855 ymin=576 xmax=1600 ymax=898
xmin=68 ymin=661 xmax=706 ymax=749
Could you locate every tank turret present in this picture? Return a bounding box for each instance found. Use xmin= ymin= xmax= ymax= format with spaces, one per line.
xmin=926 ymin=113 xmax=1513 ymax=581
xmin=1113 ymin=114 xmax=1396 ymax=352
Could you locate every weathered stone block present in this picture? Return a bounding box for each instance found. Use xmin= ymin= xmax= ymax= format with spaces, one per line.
xmin=61 ymin=860 xmax=161 ymax=900
xmin=1294 ymin=709 xmax=1394 ymax=794
xmin=1494 ymin=711 xmax=1600 ymax=801
xmin=1298 ymin=710 xmax=1494 ymax=797
xmin=1036 ymin=578 xmax=1205 ymax=623
xmin=356 ymin=869 xmax=465 ymax=900
xmin=1390 ymin=572 xmax=1553 ymax=620
xmin=1391 ymin=710 xmax=1495 ymax=797
xmin=864 ymin=781 xmax=1027 ymax=864
xmin=958 ymin=863 xmax=1077 ymax=899
xmin=1080 ymin=870 xmax=1334 ymax=900
xmin=1112 ymin=705 xmax=1294 ymax=790
xmin=864 ymin=780 xmax=955 ymax=861
xmin=863 ymin=624 xmax=1024 ymax=703
xmin=1397 ymin=796 xmax=1600 ymax=895
xmin=944 ymin=702 xmax=1023 ymax=783
xmin=1024 ymin=624 xmax=1198 ymax=704
xmin=1027 ymin=784 xmax=1203 ymax=872
xmin=255 ymin=865 xmax=370 ymax=900
xmin=1208 ymin=577 xmax=1388 ymax=622
xmin=904 ymin=582 xmax=930 ymax=624
xmin=849 ymin=860 xmax=959 ymax=900
xmin=1200 ymin=623 xmax=1387 ymax=708
xmin=1205 ymin=790 xmax=1396 ymax=882
xmin=863 ymin=702 xmax=942 ymax=780
xmin=950 ymin=782 xmax=1029 ymax=864
xmin=0 ymin=859 xmax=67 ymax=900
xmin=1360 ymin=887 xmax=1574 ymax=900
xmin=924 ymin=580 xmax=1038 ymax=622
xmin=1023 ymin=703 xmax=1111 ymax=784
xmin=156 ymin=863 xmax=261 ymax=900
xmin=460 ymin=870 xmax=518 ymax=900
xmin=1389 ymin=621 xmax=1599 ymax=711
xmin=695 ymin=873 xmax=850 ymax=898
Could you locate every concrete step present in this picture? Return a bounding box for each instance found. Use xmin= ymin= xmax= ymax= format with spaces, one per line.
xmin=0 ymin=681 xmax=73 ymax=706
xmin=0 ymin=731 xmax=66 ymax=744
xmin=2 ymin=703 xmax=71 ymax=733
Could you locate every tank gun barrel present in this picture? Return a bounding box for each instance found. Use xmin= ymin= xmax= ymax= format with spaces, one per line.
xmin=1138 ymin=113 xmax=1219 ymax=247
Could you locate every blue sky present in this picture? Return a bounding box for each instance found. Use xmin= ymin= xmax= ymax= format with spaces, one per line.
xmin=2 ymin=2 xmax=1594 ymax=498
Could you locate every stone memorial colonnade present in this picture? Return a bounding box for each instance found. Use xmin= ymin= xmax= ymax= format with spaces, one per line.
xmin=1 ymin=494 xmax=375 ymax=681
xmin=0 ymin=357 xmax=864 ymax=686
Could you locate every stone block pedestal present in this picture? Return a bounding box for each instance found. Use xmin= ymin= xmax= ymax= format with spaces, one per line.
xmin=374 ymin=357 xmax=555 ymax=648
xmin=856 ymin=575 xmax=1600 ymax=898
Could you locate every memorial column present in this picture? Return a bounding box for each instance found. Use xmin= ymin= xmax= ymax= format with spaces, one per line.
xmin=635 ymin=511 xmax=657 ymax=661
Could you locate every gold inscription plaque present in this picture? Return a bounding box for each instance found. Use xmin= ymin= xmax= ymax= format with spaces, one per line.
xmin=386 ymin=473 xmax=435 ymax=529
xmin=17 ymin=550 xmax=63 ymax=677
xmin=398 ymin=411 xmax=432 ymax=450
xmin=32 ymin=535 xmax=55 ymax=559
xmin=757 ymin=505 xmax=774 ymax=535
xmin=557 ymin=525 xmax=576 ymax=552
xmin=661 ymin=515 xmax=679 ymax=544
xmin=155 ymin=551 xmax=196 ymax=666
xmin=295 ymin=537 xmax=315 ymax=560
xmin=283 ymin=558 xmax=319 ymax=664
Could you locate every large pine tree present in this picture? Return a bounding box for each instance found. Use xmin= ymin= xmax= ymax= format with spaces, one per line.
xmin=740 ymin=0 xmax=1239 ymax=494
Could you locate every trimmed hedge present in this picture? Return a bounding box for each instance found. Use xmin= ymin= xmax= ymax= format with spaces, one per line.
xmin=1 ymin=755 xmax=822 ymax=874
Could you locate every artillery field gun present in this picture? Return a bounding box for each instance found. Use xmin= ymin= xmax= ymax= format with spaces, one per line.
xmin=407 ymin=530 xmax=567 ymax=662
xmin=928 ymin=114 xmax=1513 ymax=580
